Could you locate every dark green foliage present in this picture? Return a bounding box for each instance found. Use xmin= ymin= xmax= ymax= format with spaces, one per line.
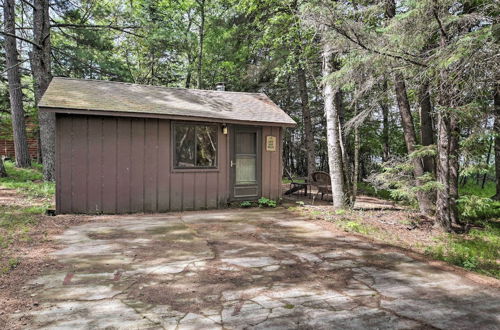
xmin=258 ymin=197 xmax=277 ymax=208
xmin=240 ymin=201 xmax=253 ymax=208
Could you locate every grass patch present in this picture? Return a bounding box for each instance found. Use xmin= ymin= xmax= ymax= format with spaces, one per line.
xmin=282 ymin=178 xmax=305 ymax=184
xmin=0 ymin=161 xmax=54 ymax=275
xmin=459 ymin=180 xmax=496 ymax=198
xmin=0 ymin=160 xmax=55 ymax=199
xmin=426 ymin=221 xmax=500 ymax=278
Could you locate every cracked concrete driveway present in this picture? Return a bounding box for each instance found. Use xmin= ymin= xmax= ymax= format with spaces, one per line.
xmin=17 ymin=209 xmax=500 ymax=329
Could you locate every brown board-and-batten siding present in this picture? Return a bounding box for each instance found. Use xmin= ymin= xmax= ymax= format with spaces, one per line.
xmin=261 ymin=126 xmax=282 ymax=200
xmin=56 ymin=113 xmax=229 ymax=214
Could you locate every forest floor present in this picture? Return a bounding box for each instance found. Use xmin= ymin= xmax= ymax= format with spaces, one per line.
xmin=283 ymin=186 xmax=500 ymax=279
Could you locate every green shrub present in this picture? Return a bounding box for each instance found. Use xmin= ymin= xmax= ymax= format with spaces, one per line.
xmin=457 ymin=195 xmax=500 ymax=220
xmin=340 ymin=220 xmax=373 ymax=234
xmin=240 ymin=201 xmax=252 ymax=208
xmin=356 ymin=182 xmax=392 ymax=200
xmin=258 ymin=197 xmax=277 ymax=208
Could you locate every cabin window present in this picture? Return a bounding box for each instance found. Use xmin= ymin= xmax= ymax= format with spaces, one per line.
xmin=173 ymin=123 xmax=217 ymax=168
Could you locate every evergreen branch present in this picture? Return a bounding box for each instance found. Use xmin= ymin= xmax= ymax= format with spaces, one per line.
xmin=325 ymin=24 xmax=427 ymax=67
xmin=0 ymin=30 xmax=41 ymax=48
xmin=0 ymin=58 xmax=29 ymax=75
xmin=50 ymin=23 xmax=144 ymax=37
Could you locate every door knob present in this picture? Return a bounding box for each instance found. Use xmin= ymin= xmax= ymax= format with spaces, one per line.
xmin=231 ymin=160 xmax=235 ymax=167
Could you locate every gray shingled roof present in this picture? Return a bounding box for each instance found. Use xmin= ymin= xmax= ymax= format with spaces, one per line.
xmin=39 ymin=77 xmax=296 ymax=126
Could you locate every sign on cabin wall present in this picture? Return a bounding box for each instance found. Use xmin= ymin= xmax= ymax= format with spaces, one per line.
xmin=266 ymin=136 xmax=277 ymax=152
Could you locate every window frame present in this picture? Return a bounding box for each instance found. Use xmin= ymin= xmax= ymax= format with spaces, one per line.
xmin=172 ymin=121 xmax=219 ymax=170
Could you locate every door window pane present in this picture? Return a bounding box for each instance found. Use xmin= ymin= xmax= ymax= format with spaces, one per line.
xmin=236 ymin=156 xmax=256 ymax=184
xmin=236 ymin=132 xmax=256 ymax=154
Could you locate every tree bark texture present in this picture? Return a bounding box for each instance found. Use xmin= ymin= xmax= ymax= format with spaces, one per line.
xmin=448 ymin=117 xmax=460 ymax=225
xmin=436 ymin=112 xmax=452 ymax=231
xmin=32 ymin=0 xmax=55 ymax=181
xmin=297 ymin=66 xmax=316 ymax=182
xmin=433 ymin=2 xmax=460 ymax=230
xmin=3 ymin=0 xmax=31 ymax=168
xmin=493 ymin=83 xmax=500 ymax=200
xmin=394 ymin=73 xmax=433 ymax=215
xmin=353 ymin=105 xmax=360 ymax=198
xmin=336 ymin=89 xmax=353 ymax=204
xmin=419 ymin=82 xmax=435 ymax=174
xmin=0 ymin=157 xmax=7 ymax=177
xmin=322 ymin=42 xmax=347 ymax=208
xmin=380 ymin=81 xmax=390 ymax=161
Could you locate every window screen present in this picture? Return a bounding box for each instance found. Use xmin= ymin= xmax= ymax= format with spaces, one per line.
xmin=174 ymin=124 xmax=217 ymax=168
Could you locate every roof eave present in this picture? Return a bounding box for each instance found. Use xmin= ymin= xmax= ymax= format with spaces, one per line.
xmin=39 ymin=106 xmax=297 ymax=128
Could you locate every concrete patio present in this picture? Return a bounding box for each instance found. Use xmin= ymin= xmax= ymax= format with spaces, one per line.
xmin=16 ymin=209 xmax=500 ymax=329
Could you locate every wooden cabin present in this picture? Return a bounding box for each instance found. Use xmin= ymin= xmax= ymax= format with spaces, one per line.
xmin=39 ymin=78 xmax=296 ymax=214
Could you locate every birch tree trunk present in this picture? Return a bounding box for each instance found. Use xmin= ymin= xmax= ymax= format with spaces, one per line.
xmin=31 ymin=0 xmax=55 ymax=181
xmin=394 ymin=73 xmax=434 ymax=215
xmin=322 ymin=42 xmax=347 ymax=208
xmin=297 ymin=66 xmax=315 ymax=182
xmin=3 ymin=0 xmax=31 ymax=168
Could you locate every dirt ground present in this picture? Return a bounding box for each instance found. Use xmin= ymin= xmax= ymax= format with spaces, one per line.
xmin=283 ymin=187 xmax=443 ymax=251
xmin=0 ymin=187 xmax=118 ymax=327
xmin=1 ymin=205 xmax=499 ymax=329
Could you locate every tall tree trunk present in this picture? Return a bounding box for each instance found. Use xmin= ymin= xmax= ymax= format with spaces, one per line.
xmin=322 ymin=42 xmax=347 ymax=208
xmin=380 ymin=81 xmax=390 ymax=162
xmin=419 ymin=81 xmax=435 ymax=174
xmin=0 ymin=157 xmax=7 ymax=177
xmin=481 ymin=137 xmax=493 ymax=189
xmin=449 ymin=117 xmax=460 ymax=226
xmin=436 ymin=112 xmax=452 ymax=231
xmin=394 ymin=73 xmax=433 ymax=215
xmin=433 ymin=2 xmax=460 ymax=230
xmin=353 ymin=104 xmax=360 ymax=197
xmin=31 ymin=0 xmax=54 ymax=181
xmin=336 ymin=89 xmax=353 ymax=204
xmin=493 ymin=83 xmax=500 ymax=200
xmin=185 ymin=53 xmax=193 ymax=88
xmin=196 ymin=0 xmax=205 ymax=89
xmin=3 ymin=0 xmax=31 ymax=168
xmin=297 ymin=66 xmax=315 ymax=182
xmin=385 ymin=0 xmax=433 ymax=215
